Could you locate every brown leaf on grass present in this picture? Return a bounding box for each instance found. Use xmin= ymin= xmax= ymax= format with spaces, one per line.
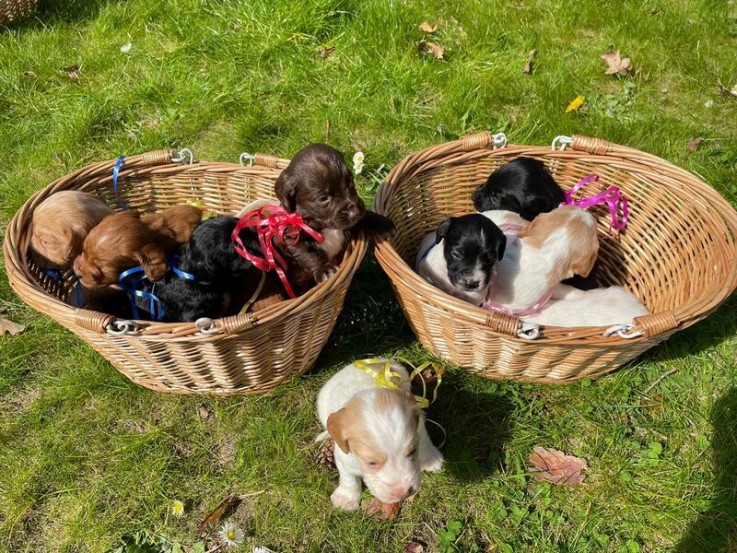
xmin=419 ymin=21 xmax=438 ymax=33
xmin=361 ymin=497 xmax=401 ymax=520
xmin=523 ymin=48 xmax=538 ymax=74
xmin=198 ymin=403 xmax=213 ymax=422
xmin=687 ymin=137 xmax=705 ymax=152
xmin=0 ymin=308 xmax=25 ymax=336
xmin=418 ymin=40 xmax=444 ymax=60
xmin=529 ymin=447 xmax=587 ymax=485
xmin=63 ymin=64 xmax=81 ymax=82
xmin=601 ymin=50 xmax=632 ymax=76
xmin=197 ymin=495 xmax=242 ymax=537
xmin=317 ymin=46 xmax=335 ymax=59
xmin=403 ymin=542 xmax=425 ymax=553
xmin=22 ymin=70 xmax=37 ymax=78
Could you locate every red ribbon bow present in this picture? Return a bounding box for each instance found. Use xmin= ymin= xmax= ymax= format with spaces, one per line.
xmin=232 ymin=205 xmax=324 ymax=299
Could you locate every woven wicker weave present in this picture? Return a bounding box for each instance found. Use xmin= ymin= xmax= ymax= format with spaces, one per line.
xmin=4 ymin=151 xmax=368 ymax=395
xmin=374 ymin=133 xmax=737 ymax=383
xmin=0 ymin=0 xmax=38 ymax=25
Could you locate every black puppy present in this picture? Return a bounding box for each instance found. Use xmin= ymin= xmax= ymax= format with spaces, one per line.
xmin=125 ymin=216 xmax=260 ymax=322
xmin=472 ymin=157 xmax=564 ymax=221
xmin=415 ymin=214 xmax=506 ymax=305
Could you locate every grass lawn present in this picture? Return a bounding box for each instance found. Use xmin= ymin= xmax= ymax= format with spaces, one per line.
xmin=2 ymin=0 xmax=737 ymax=551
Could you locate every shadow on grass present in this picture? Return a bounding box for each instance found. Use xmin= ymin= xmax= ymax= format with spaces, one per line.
xmin=675 ymin=387 xmax=737 ymax=552
xmin=314 ymin=255 xmax=414 ymax=370
xmin=428 ymin=381 xmax=514 ymax=482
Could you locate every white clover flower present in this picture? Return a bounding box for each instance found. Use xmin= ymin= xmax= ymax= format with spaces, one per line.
xmin=171 ymin=500 xmax=185 ymax=518
xmin=352 ymin=151 xmax=365 ymax=175
xmin=120 ymin=42 xmax=133 ymax=53
xmin=252 ymin=548 xmax=276 ymax=553
xmin=219 ymin=522 xmax=245 ymax=548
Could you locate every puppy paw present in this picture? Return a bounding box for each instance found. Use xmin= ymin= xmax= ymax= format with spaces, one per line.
xmin=316 ymin=264 xmax=338 ymax=283
xmin=331 ymin=488 xmax=361 ymax=511
xmin=420 ymin=447 xmax=444 ymax=473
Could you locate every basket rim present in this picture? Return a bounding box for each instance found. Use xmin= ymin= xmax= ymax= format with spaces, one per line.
xmin=373 ymin=132 xmax=737 ymax=343
xmin=4 ymin=150 xmax=370 ymax=338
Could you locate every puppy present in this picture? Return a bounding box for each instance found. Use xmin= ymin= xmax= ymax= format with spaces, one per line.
xmin=146 ymin=216 xmax=261 ymax=321
xmin=274 ymin=144 xmax=395 ymax=292
xmin=73 ymin=206 xmax=202 ymax=288
xmin=472 ymin=157 xmax=565 ymax=221
xmin=416 ymin=214 xmax=506 ymax=305
xmin=483 ymin=206 xmax=599 ymax=314
xmin=317 ymin=360 xmax=444 ymax=511
xmin=523 ymin=285 xmax=649 ymax=327
xmin=30 ymin=191 xmax=113 ymax=269
xmin=481 ymin=209 xmax=530 ymax=233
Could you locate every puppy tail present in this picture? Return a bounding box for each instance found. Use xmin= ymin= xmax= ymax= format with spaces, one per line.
xmin=314 ymin=430 xmax=329 ymax=443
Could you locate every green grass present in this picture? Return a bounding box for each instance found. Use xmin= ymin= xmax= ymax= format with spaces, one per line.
xmin=1 ymin=0 xmax=737 ymax=551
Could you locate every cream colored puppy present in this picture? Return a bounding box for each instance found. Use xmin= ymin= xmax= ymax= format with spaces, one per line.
xmin=317 ymin=360 xmax=444 ymax=511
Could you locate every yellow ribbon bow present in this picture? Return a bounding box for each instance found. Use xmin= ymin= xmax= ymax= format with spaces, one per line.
xmin=353 ymin=358 xmax=443 ymax=409
xmin=186 ymin=197 xmax=216 ymax=220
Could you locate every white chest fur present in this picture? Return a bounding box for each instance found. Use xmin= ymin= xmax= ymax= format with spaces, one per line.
xmin=319 ymin=229 xmax=347 ymax=262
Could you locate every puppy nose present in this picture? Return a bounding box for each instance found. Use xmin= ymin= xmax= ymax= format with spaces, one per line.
xmin=392 ymin=485 xmax=416 ymax=501
xmin=463 ymin=278 xmax=480 ymax=289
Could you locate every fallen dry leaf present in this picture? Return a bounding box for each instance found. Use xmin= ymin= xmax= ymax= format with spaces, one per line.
xmin=198 ymin=403 xmax=213 ymax=421
xmin=197 ymin=495 xmax=242 ymax=537
xmin=601 ymin=50 xmax=632 ymax=76
xmin=529 ymin=447 xmax=587 ymax=485
xmin=687 ymin=137 xmax=705 ymax=152
xmin=63 ymin=64 xmax=80 ymax=82
xmin=419 ymin=40 xmax=444 ymax=60
xmin=317 ymin=46 xmax=335 ymax=59
xmin=0 ymin=308 xmax=25 ymax=336
xmin=523 ymin=48 xmax=538 ymax=74
xmin=22 ymin=70 xmax=37 ymax=78
xmin=361 ymin=497 xmax=401 ymax=520
xmin=403 ymin=542 xmax=425 ymax=553
xmin=419 ymin=21 xmax=438 ymax=33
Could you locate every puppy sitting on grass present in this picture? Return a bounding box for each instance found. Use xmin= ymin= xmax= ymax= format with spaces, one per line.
xmin=317 ymin=360 xmax=444 ymax=511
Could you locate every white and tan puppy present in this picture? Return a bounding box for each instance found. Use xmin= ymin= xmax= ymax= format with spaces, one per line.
xmin=317 ymin=360 xmax=444 ymax=511
xmin=523 ymin=285 xmax=649 ymax=327
xmin=484 ymin=206 xmax=599 ymax=314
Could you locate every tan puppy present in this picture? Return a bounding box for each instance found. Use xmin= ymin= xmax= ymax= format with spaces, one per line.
xmin=30 ymin=191 xmax=113 ymax=268
xmin=317 ymin=360 xmax=443 ymax=511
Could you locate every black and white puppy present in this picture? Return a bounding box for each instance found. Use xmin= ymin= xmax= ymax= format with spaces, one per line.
xmin=130 ymin=216 xmax=260 ymax=322
xmin=415 ymin=214 xmax=506 ymax=305
xmin=472 ymin=158 xmax=565 ymax=221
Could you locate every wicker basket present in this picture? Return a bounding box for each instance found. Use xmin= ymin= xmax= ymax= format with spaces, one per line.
xmin=0 ymin=0 xmax=38 ymax=25
xmin=374 ymin=132 xmax=737 ymax=383
xmin=4 ymin=150 xmax=368 ymax=395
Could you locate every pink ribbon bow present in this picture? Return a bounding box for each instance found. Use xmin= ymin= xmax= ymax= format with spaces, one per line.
xmin=232 ymin=205 xmax=324 ymax=299
xmin=560 ymin=174 xmax=629 ymax=232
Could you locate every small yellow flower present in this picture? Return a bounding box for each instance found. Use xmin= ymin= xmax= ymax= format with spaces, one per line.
xmin=171 ymin=500 xmax=185 ymax=518
xmin=565 ymin=95 xmax=585 ymax=113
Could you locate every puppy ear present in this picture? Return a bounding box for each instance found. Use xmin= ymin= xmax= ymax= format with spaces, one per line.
xmin=274 ymin=170 xmax=297 ymax=213
xmin=326 ymin=408 xmax=351 ymax=454
xmin=136 ymin=244 xmax=169 ymax=282
xmin=495 ymin=232 xmax=507 ymax=261
xmin=572 ymin=251 xmax=597 ymax=278
xmin=435 ymin=218 xmax=452 ymax=244
xmin=520 ymin=196 xmax=556 ymax=221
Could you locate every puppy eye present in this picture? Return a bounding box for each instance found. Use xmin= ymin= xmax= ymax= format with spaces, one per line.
xmin=318 ymin=194 xmax=330 ymax=203
xmin=367 ymin=461 xmax=380 ymax=467
xmin=451 ymin=251 xmax=463 ymax=260
xmin=407 ymin=448 xmax=417 ymax=458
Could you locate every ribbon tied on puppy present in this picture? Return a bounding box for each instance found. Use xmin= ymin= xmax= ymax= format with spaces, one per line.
xmin=560 ymin=174 xmax=629 ymax=232
xmin=232 ymin=205 xmax=324 ymax=299
xmin=354 ymin=358 xmax=443 ymax=409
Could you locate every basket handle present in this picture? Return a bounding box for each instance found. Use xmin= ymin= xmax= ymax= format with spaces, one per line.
xmin=570 ymin=135 xmax=615 ymax=156
xmin=75 ymin=309 xmax=116 ymax=334
xmin=631 ymin=311 xmax=679 ymax=338
xmin=240 ymin=152 xmax=291 ymax=170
